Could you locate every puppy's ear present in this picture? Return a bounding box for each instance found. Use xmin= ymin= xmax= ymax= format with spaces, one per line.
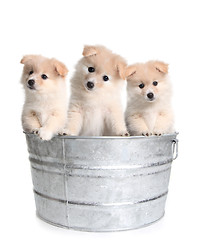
xmin=116 ymin=60 xmax=127 ymax=80
xmin=52 ymin=59 xmax=68 ymax=77
xmin=153 ymin=61 xmax=168 ymax=74
xmin=20 ymin=55 xmax=34 ymax=64
xmin=82 ymin=45 xmax=98 ymax=57
xmin=125 ymin=65 xmax=137 ymax=80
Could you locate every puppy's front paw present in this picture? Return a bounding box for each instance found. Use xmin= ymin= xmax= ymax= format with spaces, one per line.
xmin=58 ymin=129 xmax=74 ymax=136
xmin=154 ymin=132 xmax=163 ymax=136
xmin=153 ymin=128 xmax=164 ymax=136
xmin=141 ymin=132 xmax=152 ymax=137
xmin=39 ymin=128 xmax=53 ymax=141
xmin=120 ymin=132 xmax=130 ymax=137
xmin=32 ymin=129 xmax=39 ymax=135
xmin=58 ymin=132 xmax=68 ymax=136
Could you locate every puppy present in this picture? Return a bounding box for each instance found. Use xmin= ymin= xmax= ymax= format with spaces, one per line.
xmin=61 ymin=45 xmax=129 ymax=136
xmin=125 ymin=61 xmax=174 ymax=136
xmin=21 ymin=55 xmax=68 ymax=140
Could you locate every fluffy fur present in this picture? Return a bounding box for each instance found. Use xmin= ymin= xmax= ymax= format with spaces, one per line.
xmin=125 ymin=61 xmax=174 ymax=136
xmin=21 ymin=55 xmax=68 ymax=140
xmin=61 ymin=45 xmax=129 ymax=136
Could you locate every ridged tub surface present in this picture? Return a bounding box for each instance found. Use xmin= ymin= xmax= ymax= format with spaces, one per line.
xmin=25 ymin=133 xmax=178 ymax=232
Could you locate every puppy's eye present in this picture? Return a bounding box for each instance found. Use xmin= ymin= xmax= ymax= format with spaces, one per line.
xmin=139 ymin=83 xmax=145 ymax=89
xmin=103 ymin=75 xmax=109 ymax=81
xmin=41 ymin=74 xmax=48 ymax=80
xmin=153 ymin=81 xmax=158 ymax=86
xmin=29 ymin=70 xmax=33 ymax=75
xmin=88 ymin=67 xmax=95 ymax=73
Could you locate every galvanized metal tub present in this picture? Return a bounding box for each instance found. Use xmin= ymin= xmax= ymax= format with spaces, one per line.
xmin=25 ymin=133 xmax=178 ymax=232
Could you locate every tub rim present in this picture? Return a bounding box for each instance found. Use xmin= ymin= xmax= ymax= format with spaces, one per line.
xmin=24 ymin=131 xmax=178 ymax=140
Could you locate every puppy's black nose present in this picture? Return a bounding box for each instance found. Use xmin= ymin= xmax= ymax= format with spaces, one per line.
xmin=87 ymin=81 xmax=94 ymax=89
xmin=28 ymin=79 xmax=35 ymax=86
xmin=147 ymin=92 xmax=154 ymax=99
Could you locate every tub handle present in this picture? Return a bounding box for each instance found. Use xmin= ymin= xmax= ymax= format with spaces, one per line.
xmin=172 ymin=139 xmax=178 ymax=160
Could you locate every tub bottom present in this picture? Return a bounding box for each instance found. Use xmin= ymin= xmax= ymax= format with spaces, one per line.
xmin=34 ymin=191 xmax=167 ymax=232
xmin=36 ymin=211 xmax=165 ymax=232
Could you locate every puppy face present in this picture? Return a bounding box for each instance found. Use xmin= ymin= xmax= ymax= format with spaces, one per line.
xmin=20 ymin=55 xmax=68 ymax=93
xmin=75 ymin=45 xmax=126 ymax=92
xmin=126 ymin=61 xmax=169 ymax=103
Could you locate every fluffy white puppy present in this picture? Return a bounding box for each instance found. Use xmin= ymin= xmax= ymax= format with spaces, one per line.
xmin=61 ymin=45 xmax=129 ymax=136
xmin=21 ymin=55 xmax=68 ymax=140
xmin=125 ymin=61 xmax=174 ymax=136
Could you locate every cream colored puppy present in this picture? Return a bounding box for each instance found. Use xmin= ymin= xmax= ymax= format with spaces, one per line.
xmin=21 ymin=55 xmax=68 ymax=140
xmin=125 ymin=61 xmax=174 ymax=136
xmin=61 ymin=45 xmax=129 ymax=136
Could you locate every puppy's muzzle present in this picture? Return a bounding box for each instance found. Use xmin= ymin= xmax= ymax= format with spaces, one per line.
xmin=86 ymin=81 xmax=94 ymax=90
xmin=147 ymin=92 xmax=155 ymax=101
xmin=28 ymin=79 xmax=35 ymax=89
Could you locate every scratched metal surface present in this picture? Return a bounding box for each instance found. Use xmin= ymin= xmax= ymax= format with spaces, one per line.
xmin=25 ymin=133 xmax=178 ymax=232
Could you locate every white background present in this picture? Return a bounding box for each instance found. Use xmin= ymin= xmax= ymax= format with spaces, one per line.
xmin=0 ymin=0 xmax=198 ymax=239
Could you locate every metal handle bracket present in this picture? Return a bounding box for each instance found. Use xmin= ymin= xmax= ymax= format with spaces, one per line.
xmin=172 ymin=139 xmax=178 ymax=160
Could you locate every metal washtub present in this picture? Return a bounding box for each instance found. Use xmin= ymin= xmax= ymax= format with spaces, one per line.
xmin=25 ymin=133 xmax=178 ymax=232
